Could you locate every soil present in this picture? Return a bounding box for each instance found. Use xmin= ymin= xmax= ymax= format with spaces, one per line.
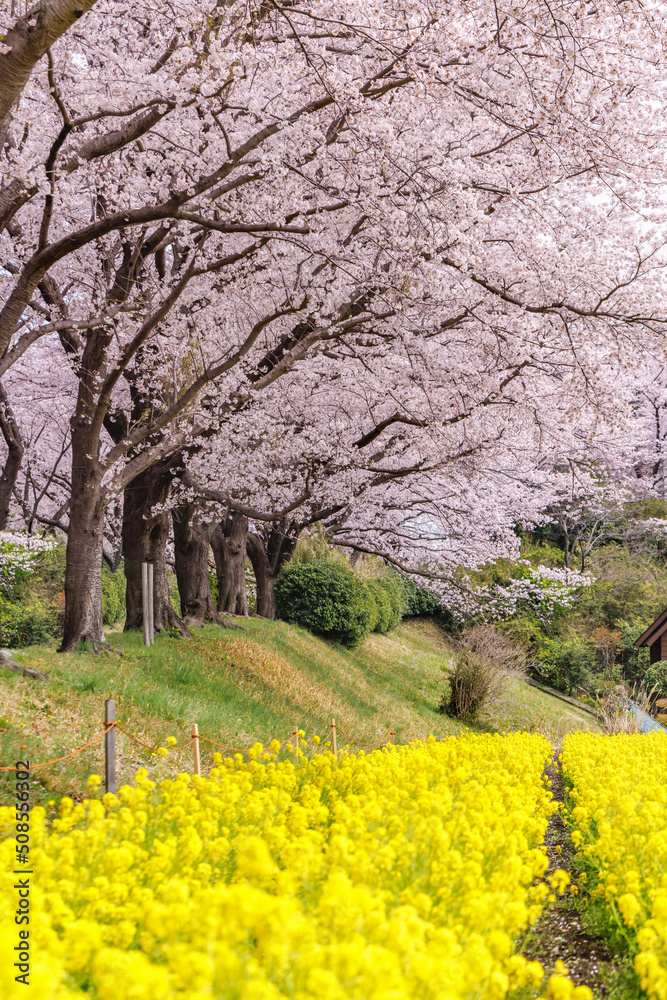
xmin=521 ymin=760 xmax=623 ymax=996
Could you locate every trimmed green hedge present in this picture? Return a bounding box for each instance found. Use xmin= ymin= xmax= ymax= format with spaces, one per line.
xmin=366 ymin=580 xmax=394 ymax=633
xmin=275 ymin=562 xmax=373 ymax=647
xmin=275 ymin=559 xmax=449 ymax=647
xmin=367 ymin=576 xmax=403 ymax=633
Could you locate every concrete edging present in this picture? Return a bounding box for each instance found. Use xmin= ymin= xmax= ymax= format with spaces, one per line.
xmin=523 ymin=676 xmax=600 ymax=719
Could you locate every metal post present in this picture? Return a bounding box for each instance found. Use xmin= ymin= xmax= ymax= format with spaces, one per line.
xmin=105 ymin=699 xmax=116 ymax=794
xmin=331 ymin=718 xmax=337 ymax=757
xmin=191 ymin=724 xmax=201 ymax=776
xmin=142 ymin=562 xmax=150 ymax=646
xmin=147 ymin=562 xmax=154 ymax=646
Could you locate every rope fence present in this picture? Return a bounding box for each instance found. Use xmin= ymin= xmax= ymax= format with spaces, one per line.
xmin=0 ymin=703 xmax=429 ymax=792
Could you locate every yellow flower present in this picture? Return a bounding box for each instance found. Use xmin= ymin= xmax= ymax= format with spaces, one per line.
xmin=562 ymin=732 xmax=667 ymax=996
xmin=618 ymin=893 xmax=642 ymax=928
xmin=549 ymin=870 xmax=571 ymax=895
xmin=87 ymin=774 xmax=102 ymax=789
xmin=166 ymin=736 xmax=178 ymax=746
xmin=156 ymin=747 xmax=169 ymax=758
xmin=0 ymin=732 xmax=560 ymax=1000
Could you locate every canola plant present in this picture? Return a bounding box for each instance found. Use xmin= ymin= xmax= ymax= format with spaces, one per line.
xmin=561 ymin=731 xmax=667 ymax=1000
xmin=1 ymin=732 xmax=589 ymax=1000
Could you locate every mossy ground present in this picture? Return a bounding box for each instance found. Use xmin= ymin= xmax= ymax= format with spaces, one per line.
xmin=0 ymin=617 xmax=598 ymax=806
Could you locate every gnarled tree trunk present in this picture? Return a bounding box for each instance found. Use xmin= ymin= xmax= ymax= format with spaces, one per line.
xmin=172 ymin=503 xmax=222 ymax=627
xmin=245 ymin=525 xmax=297 ymax=619
xmin=122 ymin=462 xmax=187 ymax=635
xmin=210 ymin=512 xmax=249 ymax=616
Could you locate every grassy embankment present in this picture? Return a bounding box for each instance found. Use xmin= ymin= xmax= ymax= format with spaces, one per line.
xmin=0 ymin=617 xmax=598 ymax=805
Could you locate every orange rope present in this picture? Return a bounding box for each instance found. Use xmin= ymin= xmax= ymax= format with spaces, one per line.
xmin=0 ymin=726 xmax=112 ymax=772
xmin=114 ymin=723 xmax=193 ymax=752
xmin=336 ymin=727 xmax=386 ymax=748
xmin=0 ymin=721 xmax=398 ymax=776
xmin=113 ymin=722 xmax=158 ymax=751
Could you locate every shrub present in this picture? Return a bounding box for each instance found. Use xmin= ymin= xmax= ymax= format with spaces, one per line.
xmin=440 ymin=650 xmax=504 ymax=720
xmin=397 ymin=575 xmax=440 ymax=617
xmin=643 ymin=661 xmax=667 ymax=699
xmin=596 ymin=685 xmax=650 ymax=734
xmin=376 ymin=575 xmax=403 ymax=630
xmin=365 ymin=589 xmax=379 ymax=632
xmin=460 ymin=624 xmax=527 ymax=674
xmin=275 ymin=561 xmax=373 ymax=647
xmin=440 ymin=625 xmax=524 ymax=720
xmin=615 ymin=615 xmax=651 ymax=682
xmin=363 ymin=576 xmax=403 ymax=634
xmin=531 ymin=635 xmax=595 ymax=694
xmin=101 ymin=566 xmax=126 ymax=625
xmin=0 ymin=601 xmax=60 ymax=647
xmin=366 ymin=580 xmax=394 ymax=633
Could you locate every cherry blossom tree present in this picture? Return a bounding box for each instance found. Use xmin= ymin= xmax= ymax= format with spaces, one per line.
xmin=3 ymin=0 xmax=667 ymax=649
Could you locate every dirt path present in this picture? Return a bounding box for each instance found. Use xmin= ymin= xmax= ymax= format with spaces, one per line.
xmin=521 ymin=761 xmax=621 ymax=996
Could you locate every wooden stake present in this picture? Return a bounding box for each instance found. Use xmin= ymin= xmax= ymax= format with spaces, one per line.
xmin=148 ymin=562 xmax=154 ymax=646
xmin=331 ymin=718 xmax=337 ymax=757
xmin=293 ymin=725 xmax=298 ymax=765
xmin=142 ymin=562 xmax=150 ymax=646
xmin=105 ymin=699 xmax=116 ymax=794
xmin=389 ymin=730 xmax=396 ymax=745
xmin=191 ymin=724 xmax=201 ymax=777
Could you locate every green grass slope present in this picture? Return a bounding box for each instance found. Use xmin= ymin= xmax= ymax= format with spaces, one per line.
xmin=0 ymin=617 xmax=598 ymax=805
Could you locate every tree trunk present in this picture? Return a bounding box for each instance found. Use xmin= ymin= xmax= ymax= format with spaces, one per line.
xmin=245 ymin=532 xmax=275 ymax=618
xmin=60 ymin=423 xmax=107 ymax=651
xmin=122 ymin=462 xmax=187 ymax=635
xmin=172 ymin=503 xmax=222 ymax=626
xmin=60 ymin=508 xmax=106 ymax=651
xmin=245 ymin=525 xmax=297 ymax=619
xmin=0 ymin=380 xmax=23 ymax=530
xmin=210 ymin=512 xmax=249 ymax=616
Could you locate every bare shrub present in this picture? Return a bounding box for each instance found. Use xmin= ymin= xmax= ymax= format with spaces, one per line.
xmin=599 ymin=684 xmax=654 ymax=734
xmin=441 ymin=625 xmax=526 ymax=720
xmin=459 ymin=624 xmax=527 ymax=675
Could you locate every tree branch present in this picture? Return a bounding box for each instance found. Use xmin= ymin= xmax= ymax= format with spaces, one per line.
xmin=0 ymin=0 xmax=100 ymax=132
xmin=180 ymin=469 xmax=311 ymax=521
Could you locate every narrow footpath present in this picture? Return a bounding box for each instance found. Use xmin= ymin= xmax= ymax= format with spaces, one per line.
xmin=521 ymin=759 xmax=621 ymax=997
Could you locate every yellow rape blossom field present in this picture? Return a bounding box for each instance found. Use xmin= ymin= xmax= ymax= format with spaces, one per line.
xmin=0 ymin=733 xmax=591 ymax=1000
xmin=561 ymin=732 xmax=667 ymax=1000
